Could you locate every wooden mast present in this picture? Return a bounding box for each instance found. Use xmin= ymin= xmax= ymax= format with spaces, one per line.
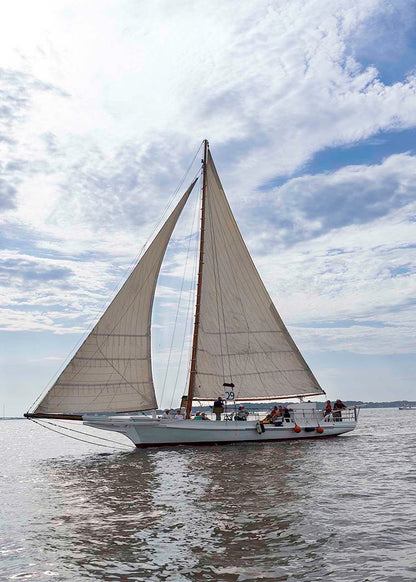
xmin=186 ymin=139 xmax=209 ymax=419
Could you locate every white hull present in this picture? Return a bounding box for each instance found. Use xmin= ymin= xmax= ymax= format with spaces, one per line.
xmin=84 ymin=415 xmax=357 ymax=448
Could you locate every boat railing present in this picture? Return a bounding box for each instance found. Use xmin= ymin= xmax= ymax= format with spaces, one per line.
xmin=205 ymin=411 xmax=263 ymax=421
xmin=320 ymin=407 xmax=359 ymax=423
xmin=198 ymin=406 xmax=359 ymax=423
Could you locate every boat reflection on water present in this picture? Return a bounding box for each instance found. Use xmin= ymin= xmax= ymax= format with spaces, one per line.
xmin=35 ymin=441 xmax=335 ymax=580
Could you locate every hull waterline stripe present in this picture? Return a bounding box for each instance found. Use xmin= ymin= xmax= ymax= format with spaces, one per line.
xmin=134 ymin=433 xmax=343 ymax=448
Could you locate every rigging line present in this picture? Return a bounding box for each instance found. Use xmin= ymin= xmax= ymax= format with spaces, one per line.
xmin=221 ymin=210 xmax=310 ymax=397
xmin=27 ymin=144 xmax=203 ymax=415
xmin=31 ymin=417 xmax=132 ymax=447
xmin=113 ymin=143 xmax=204 ymax=298
xmin=207 ymin=183 xmax=226 ymax=383
xmin=29 ymin=419 xmax=132 ymax=451
xmin=90 ymin=171 xmax=200 ymax=344
xmin=48 ymin=173 xmax=200 ymax=401
xmin=168 ymin=177 xmax=202 ymax=409
xmin=208 ymin=183 xmax=275 ymax=397
xmin=207 ymin=185 xmax=255 ymax=397
xmin=209 ymin=198 xmax=298 ymax=399
xmin=209 ymin=182 xmax=233 ymax=384
xmin=136 ymin=141 xmax=204 ymax=255
xmin=94 ymin=142 xmax=205 ymax=316
xmin=159 ymin=174 xmax=201 ymax=407
xmin=213 ymin=224 xmax=269 ymax=397
xmin=172 ymin=188 xmax=201 ymax=404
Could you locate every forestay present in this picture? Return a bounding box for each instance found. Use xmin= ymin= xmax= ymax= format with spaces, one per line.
xmin=30 ymin=180 xmax=196 ymax=417
xmin=193 ymin=152 xmax=324 ymax=401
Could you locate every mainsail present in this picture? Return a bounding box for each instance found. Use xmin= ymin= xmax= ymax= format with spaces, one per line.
xmin=28 ymin=180 xmax=197 ymax=418
xmin=192 ymin=151 xmax=324 ymax=401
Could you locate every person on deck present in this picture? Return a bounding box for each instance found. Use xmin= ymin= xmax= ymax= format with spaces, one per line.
xmin=200 ymin=413 xmax=211 ymax=421
xmin=323 ymin=400 xmax=332 ymax=417
xmin=213 ymin=396 xmax=225 ymax=421
xmin=270 ymin=406 xmax=279 ymax=421
xmin=333 ymin=399 xmax=346 ymax=421
xmin=174 ymin=409 xmax=184 ymax=420
xmin=235 ymin=406 xmax=249 ymax=421
xmin=162 ymin=409 xmax=171 ymax=419
xmin=193 ymin=411 xmax=202 ymax=420
xmin=283 ymin=407 xmax=291 ymax=422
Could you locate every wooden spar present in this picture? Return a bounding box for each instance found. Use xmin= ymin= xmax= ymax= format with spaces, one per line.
xmin=182 ymin=392 xmax=325 ymax=402
xmin=24 ymin=412 xmax=84 ymax=421
xmin=24 ymin=408 xmax=156 ymax=421
xmin=186 ymin=139 xmax=209 ymax=419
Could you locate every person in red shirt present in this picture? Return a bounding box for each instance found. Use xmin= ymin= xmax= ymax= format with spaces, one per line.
xmin=324 ymin=400 xmax=332 ymax=417
xmin=270 ymin=406 xmax=279 ymax=421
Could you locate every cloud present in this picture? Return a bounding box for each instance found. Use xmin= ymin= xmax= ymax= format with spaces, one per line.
xmin=1 ymin=256 xmax=73 ymax=282
xmin=0 ymin=249 xmax=117 ymax=332
xmin=1 ymin=1 xmax=416 ymax=197
xmin=348 ymin=0 xmax=416 ymax=83
xmin=0 ymin=179 xmax=16 ymax=210
xmin=0 ymin=0 xmax=415 ymax=364
xmin=244 ymin=152 xmax=416 ymax=246
xmin=251 ymin=198 xmax=415 ymax=355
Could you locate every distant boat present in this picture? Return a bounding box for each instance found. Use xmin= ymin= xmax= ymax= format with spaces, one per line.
xmin=25 ymin=141 xmax=359 ymax=447
xmin=398 ymin=405 xmax=416 ymax=410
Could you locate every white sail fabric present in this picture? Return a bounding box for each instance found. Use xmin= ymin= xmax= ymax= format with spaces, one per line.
xmin=32 ymin=181 xmax=196 ymax=416
xmin=193 ymin=153 xmax=324 ymax=400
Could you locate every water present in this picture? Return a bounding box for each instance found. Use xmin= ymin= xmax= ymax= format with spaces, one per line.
xmin=0 ymin=409 xmax=415 ymax=581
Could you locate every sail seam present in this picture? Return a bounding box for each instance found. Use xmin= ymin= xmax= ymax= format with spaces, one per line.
xmin=197 ymin=349 xmax=294 ymax=356
xmin=199 ymin=329 xmax=285 ymax=335
xmin=93 ymin=333 xmax=148 ymax=337
xmin=75 ymin=357 xmax=149 ymax=361
xmin=207 ymin=180 xmax=227 ymax=385
xmin=56 ymin=382 xmax=152 ymax=387
xmin=196 ymin=370 xmax=316 ymax=377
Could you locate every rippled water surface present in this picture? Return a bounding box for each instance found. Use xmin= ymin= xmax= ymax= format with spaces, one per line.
xmin=1 ymin=409 xmax=415 ymax=581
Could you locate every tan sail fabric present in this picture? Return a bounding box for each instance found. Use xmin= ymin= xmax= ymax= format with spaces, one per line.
xmin=193 ymin=153 xmax=324 ymax=400
xmin=32 ymin=180 xmax=197 ymax=416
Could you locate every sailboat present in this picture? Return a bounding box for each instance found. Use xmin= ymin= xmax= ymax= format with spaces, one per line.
xmin=25 ymin=141 xmax=359 ymax=447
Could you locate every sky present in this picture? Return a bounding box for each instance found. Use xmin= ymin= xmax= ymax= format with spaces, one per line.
xmin=1 ymin=0 xmax=415 ymax=416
